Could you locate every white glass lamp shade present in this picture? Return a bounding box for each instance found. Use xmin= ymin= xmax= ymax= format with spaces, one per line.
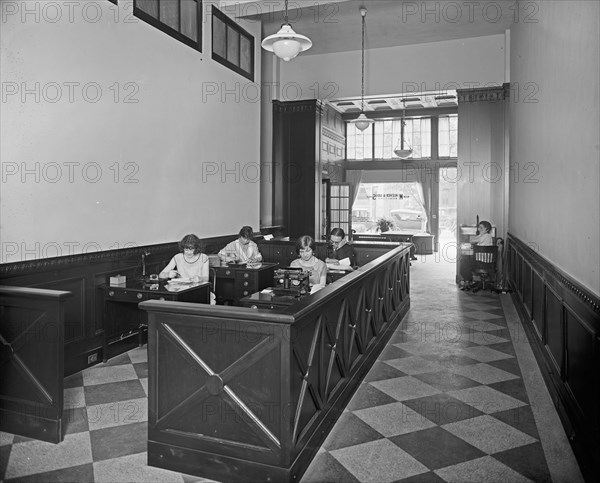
xmin=394 ymin=136 xmax=413 ymax=159
xmin=394 ymin=148 xmax=413 ymax=159
xmin=261 ymin=24 xmax=312 ymax=62
xmin=353 ymin=113 xmax=374 ymax=132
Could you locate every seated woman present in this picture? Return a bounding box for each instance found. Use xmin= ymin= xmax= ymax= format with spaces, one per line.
xmin=218 ymin=226 xmax=263 ymax=264
xmin=459 ymin=220 xmax=494 ymax=290
xmin=159 ymin=234 xmax=209 ymax=283
xmin=290 ymin=235 xmax=327 ymax=293
xmin=325 ymin=227 xmax=356 ymax=269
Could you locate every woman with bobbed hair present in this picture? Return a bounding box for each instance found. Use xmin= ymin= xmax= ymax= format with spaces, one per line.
xmin=290 ymin=235 xmax=327 ymax=291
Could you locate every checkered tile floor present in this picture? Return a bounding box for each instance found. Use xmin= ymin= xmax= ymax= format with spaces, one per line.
xmin=0 ymin=257 xmax=583 ymax=482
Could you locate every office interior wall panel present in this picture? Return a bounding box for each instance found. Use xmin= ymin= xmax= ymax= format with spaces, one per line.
xmin=507 ymin=233 xmax=600 ymax=474
xmin=545 ymin=286 xmax=564 ymax=375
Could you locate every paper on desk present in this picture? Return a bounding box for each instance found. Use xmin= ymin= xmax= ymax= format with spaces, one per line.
xmin=165 ymin=284 xmax=187 ymax=292
xmin=263 ymin=234 xmax=274 ymax=240
xmin=327 ymin=258 xmax=352 ymax=271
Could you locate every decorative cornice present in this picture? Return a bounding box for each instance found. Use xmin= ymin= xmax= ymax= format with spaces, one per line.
xmin=273 ymin=99 xmax=323 ymax=114
xmin=457 ymin=85 xmax=507 ymax=103
xmin=507 ymin=233 xmax=600 ymax=315
xmin=322 ymin=127 xmax=345 ymax=144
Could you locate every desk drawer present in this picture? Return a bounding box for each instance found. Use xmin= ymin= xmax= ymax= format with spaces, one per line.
xmin=236 ymin=287 xmax=253 ymax=299
xmin=235 ymin=270 xmax=255 ymax=279
xmin=106 ymin=288 xmax=148 ymax=302
xmin=215 ymin=267 xmax=235 ymax=279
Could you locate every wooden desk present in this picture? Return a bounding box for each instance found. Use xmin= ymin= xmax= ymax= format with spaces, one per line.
xmin=101 ymin=280 xmax=209 ymax=361
xmin=214 ymin=263 xmax=277 ymax=305
xmin=456 ymin=225 xmax=497 ymax=283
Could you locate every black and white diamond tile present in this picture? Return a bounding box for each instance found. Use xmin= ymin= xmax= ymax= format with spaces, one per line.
xmin=0 ymin=283 xmax=577 ymax=482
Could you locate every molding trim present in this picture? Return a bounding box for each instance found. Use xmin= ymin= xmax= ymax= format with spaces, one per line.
xmin=322 ymin=126 xmax=345 ymax=144
xmin=507 ymin=234 xmax=599 ymax=314
xmin=273 ymin=99 xmax=323 ymax=114
xmin=0 ymin=242 xmax=175 ymax=275
xmin=0 ymin=235 xmax=236 ymax=277
xmin=457 ymin=84 xmax=509 ymax=103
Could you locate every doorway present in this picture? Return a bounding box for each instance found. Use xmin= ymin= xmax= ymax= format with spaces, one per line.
xmin=438 ymin=166 xmax=458 ymax=262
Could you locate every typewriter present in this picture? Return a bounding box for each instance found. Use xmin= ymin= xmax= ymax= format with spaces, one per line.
xmin=273 ymin=267 xmax=310 ymax=296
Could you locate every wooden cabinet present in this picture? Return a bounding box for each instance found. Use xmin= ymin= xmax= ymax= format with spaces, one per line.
xmin=272 ymin=100 xmax=345 ymax=240
xmin=214 ymin=263 xmax=277 ymax=305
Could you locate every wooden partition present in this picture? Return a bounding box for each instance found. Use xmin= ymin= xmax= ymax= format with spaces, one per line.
xmin=140 ymin=245 xmax=410 ymax=482
xmin=0 ymin=286 xmax=72 ymax=443
xmin=257 ymin=238 xmax=404 ymax=268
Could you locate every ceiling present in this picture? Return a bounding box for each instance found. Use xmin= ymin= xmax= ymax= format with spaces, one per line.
xmin=228 ymin=0 xmax=513 ymax=114
xmin=254 ymin=0 xmax=513 ymax=54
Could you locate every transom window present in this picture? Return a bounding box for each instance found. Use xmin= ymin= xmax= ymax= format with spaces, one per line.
xmin=212 ymin=6 xmax=255 ymax=81
xmin=346 ymin=114 xmax=457 ymax=160
xmin=134 ymin=0 xmax=202 ymax=52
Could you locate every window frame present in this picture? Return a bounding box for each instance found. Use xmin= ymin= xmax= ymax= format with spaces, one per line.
xmin=211 ymin=5 xmax=255 ymax=81
xmin=346 ymin=114 xmax=457 ymax=161
xmin=437 ymin=114 xmax=458 ymax=159
xmin=133 ymin=0 xmax=203 ymax=53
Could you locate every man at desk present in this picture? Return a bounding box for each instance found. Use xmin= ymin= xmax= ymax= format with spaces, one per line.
xmin=219 ymin=226 xmax=263 ymax=264
xmin=325 ymin=228 xmax=356 ymax=270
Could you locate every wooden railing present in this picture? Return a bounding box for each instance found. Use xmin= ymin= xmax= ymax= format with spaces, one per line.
xmin=140 ymin=245 xmax=410 ymax=482
xmin=0 ymin=286 xmax=72 ymax=443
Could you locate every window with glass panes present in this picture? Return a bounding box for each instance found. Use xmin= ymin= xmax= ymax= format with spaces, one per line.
xmin=212 ymin=6 xmax=254 ymax=81
xmin=438 ymin=115 xmax=458 ymax=157
xmin=347 ymin=118 xmax=431 ymax=160
xmin=329 ymin=184 xmax=351 ymax=237
xmin=134 ymin=0 xmax=202 ymax=52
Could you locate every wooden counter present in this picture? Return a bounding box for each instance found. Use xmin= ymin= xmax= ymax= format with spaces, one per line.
xmin=140 ymin=244 xmax=410 ymax=482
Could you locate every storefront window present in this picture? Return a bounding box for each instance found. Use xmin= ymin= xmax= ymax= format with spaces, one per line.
xmin=351 ymin=182 xmax=427 ymax=234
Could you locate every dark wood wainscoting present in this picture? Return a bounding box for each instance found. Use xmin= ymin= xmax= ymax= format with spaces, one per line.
xmin=0 ymin=235 xmax=234 ymax=376
xmin=506 ymin=234 xmax=599 ymax=478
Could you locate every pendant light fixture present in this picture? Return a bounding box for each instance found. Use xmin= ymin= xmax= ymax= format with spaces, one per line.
xmin=394 ymin=99 xmax=413 ymax=159
xmin=261 ymin=0 xmax=312 ymax=62
xmin=353 ymin=7 xmax=374 ymax=132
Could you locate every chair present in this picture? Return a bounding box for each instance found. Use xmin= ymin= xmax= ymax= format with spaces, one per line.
xmin=471 ymin=245 xmax=498 ymax=292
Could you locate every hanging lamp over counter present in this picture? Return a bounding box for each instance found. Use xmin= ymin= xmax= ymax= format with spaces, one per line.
xmin=261 ymin=0 xmax=312 ymax=61
xmin=352 ymin=7 xmax=374 ymax=132
xmin=394 ymin=99 xmax=413 ymax=159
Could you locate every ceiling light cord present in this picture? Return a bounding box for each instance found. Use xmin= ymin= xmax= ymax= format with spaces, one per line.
xmin=283 ymin=0 xmax=289 ymax=25
xmin=360 ymin=9 xmax=366 ymax=113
